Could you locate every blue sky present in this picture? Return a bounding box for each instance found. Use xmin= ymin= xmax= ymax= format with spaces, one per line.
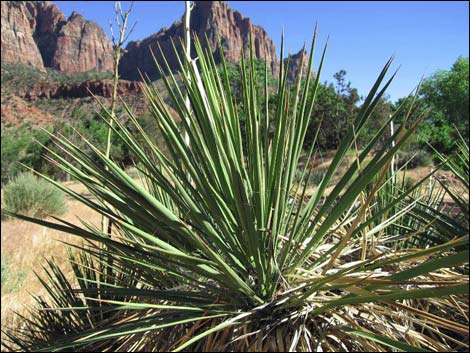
xmin=54 ymin=1 xmax=469 ymax=103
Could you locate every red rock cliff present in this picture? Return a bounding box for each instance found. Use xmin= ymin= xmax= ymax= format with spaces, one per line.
xmin=51 ymin=11 xmax=113 ymax=73
xmin=1 ymin=1 xmax=113 ymax=73
xmin=1 ymin=1 xmax=45 ymax=71
xmin=119 ymin=1 xmax=279 ymax=80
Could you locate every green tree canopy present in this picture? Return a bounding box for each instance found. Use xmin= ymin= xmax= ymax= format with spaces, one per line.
xmin=419 ymin=57 xmax=469 ymax=151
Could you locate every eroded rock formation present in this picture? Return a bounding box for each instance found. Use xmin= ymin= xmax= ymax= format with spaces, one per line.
xmin=119 ymin=1 xmax=279 ymax=80
xmin=18 ymin=79 xmax=141 ymax=101
xmin=1 ymin=1 xmax=45 ymax=71
xmin=1 ymin=1 xmax=113 ymax=73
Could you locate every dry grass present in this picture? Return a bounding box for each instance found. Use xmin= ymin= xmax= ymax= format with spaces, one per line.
xmin=1 ymin=173 xmax=145 ymax=340
xmin=1 ymin=198 xmax=101 ymax=339
xmin=302 ymin=153 xmax=458 ymax=202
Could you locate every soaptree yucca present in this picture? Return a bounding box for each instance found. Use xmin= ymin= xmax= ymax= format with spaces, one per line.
xmin=382 ymin=130 xmax=470 ymax=249
xmin=2 ymin=28 xmax=468 ymax=352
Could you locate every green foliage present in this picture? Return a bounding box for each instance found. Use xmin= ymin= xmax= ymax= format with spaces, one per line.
xmin=1 ymin=124 xmax=53 ymax=185
xmin=305 ymin=71 xmax=360 ymax=150
xmin=1 ymin=62 xmax=112 ymax=93
xmin=420 ymin=57 xmax=469 ymax=146
xmin=222 ymin=59 xmax=277 ymax=98
xmin=396 ymin=146 xmax=434 ymax=169
xmin=1 ymin=106 xmax=149 ymax=184
xmin=358 ymin=96 xmax=394 ymax=149
xmin=390 ymin=56 xmax=469 ymax=165
xmin=1 ymin=256 xmax=26 ymax=294
xmin=3 ymin=30 xmax=468 ymax=352
xmin=3 ymin=172 xmax=66 ymax=218
xmin=403 ymin=57 xmax=469 ymax=154
xmin=52 ymin=107 xmax=150 ymax=168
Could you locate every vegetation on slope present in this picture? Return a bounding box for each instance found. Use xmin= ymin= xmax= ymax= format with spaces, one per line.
xmin=2 ymin=30 xmax=468 ymax=352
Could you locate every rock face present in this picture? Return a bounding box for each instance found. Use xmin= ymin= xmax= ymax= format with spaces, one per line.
xmin=1 ymin=1 xmax=45 ymax=71
xmin=2 ymin=1 xmax=309 ymax=84
xmin=119 ymin=1 xmax=279 ymax=81
xmin=33 ymin=1 xmax=66 ymax=67
xmin=285 ymin=48 xmax=313 ymax=84
xmin=1 ymin=1 xmax=113 ymax=73
xmin=51 ymin=11 xmax=113 ymax=73
xmin=18 ymin=79 xmax=141 ymax=101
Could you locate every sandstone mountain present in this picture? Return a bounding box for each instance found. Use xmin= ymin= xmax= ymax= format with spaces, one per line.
xmin=1 ymin=1 xmax=113 ymax=73
xmin=285 ymin=48 xmax=315 ymax=84
xmin=119 ymin=1 xmax=279 ymax=81
xmin=1 ymin=1 xmax=46 ymax=71
xmin=50 ymin=11 xmax=113 ymax=73
xmin=1 ymin=1 xmax=309 ymax=93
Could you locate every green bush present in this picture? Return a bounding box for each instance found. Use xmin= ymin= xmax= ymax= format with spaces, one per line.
xmin=1 ymin=125 xmax=53 ymax=185
xmin=1 ymin=256 xmax=27 ymax=293
xmin=397 ymin=148 xmax=434 ymax=169
xmin=1 ymin=255 xmax=8 ymax=288
xmin=3 ymin=172 xmax=66 ymax=218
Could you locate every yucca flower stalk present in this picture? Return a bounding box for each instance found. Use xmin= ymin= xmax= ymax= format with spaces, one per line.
xmin=2 ymin=28 xmax=468 ymax=352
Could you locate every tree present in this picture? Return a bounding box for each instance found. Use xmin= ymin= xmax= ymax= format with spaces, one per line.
xmin=103 ymin=1 xmax=136 ymax=238
xmin=358 ymin=95 xmax=394 ymax=149
xmin=419 ymin=57 xmax=469 ymax=152
xmin=106 ymin=1 xmax=136 ymax=161
xmin=306 ymin=71 xmax=360 ymax=150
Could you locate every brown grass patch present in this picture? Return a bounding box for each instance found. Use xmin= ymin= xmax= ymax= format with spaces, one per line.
xmin=1 ymin=198 xmax=101 ymax=339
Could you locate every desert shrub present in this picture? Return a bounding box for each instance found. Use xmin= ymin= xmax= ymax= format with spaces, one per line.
xmin=402 ymin=175 xmax=415 ymax=190
xmin=1 ymin=256 xmax=27 ymax=293
xmin=1 ymin=125 xmax=53 ymax=185
xmin=1 ymin=256 xmax=8 ymax=288
xmin=3 ymin=172 xmax=66 ymax=218
xmin=3 ymin=32 xmax=468 ymax=352
xmin=397 ymin=148 xmax=433 ymax=169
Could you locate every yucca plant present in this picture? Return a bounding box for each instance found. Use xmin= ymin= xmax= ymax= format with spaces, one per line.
xmin=365 ymin=161 xmax=458 ymax=249
xmin=434 ymin=129 xmax=469 ymax=230
xmin=2 ymin=28 xmax=469 ymax=352
xmin=388 ymin=130 xmax=470 ymax=249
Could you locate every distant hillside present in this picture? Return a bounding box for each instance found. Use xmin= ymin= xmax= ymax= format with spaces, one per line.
xmin=1 ymin=1 xmax=312 ymax=130
xmin=119 ymin=1 xmax=279 ymax=80
xmin=1 ymin=1 xmax=113 ymax=73
xmin=1 ymin=1 xmax=308 ymax=83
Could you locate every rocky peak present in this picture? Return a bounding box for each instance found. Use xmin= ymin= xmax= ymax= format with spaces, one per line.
xmin=36 ymin=1 xmax=65 ymax=33
xmin=33 ymin=1 xmax=66 ymax=66
xmin=1 ymin=1 xmax=45 ymax=71
xmin=191 ymin=1 xmax=232 ymax=25
xmin=1 ymin=1 xmax=113 ymax=73
xmin=284 ymin=47 xmax=314 ymax=83
xmin=50 ymin=9 xmax=113 ymax=73
xmin=68 ymin=10 xmax=82 ymax=21
xmin=119 ymin=1 xmax=279 ymax=81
